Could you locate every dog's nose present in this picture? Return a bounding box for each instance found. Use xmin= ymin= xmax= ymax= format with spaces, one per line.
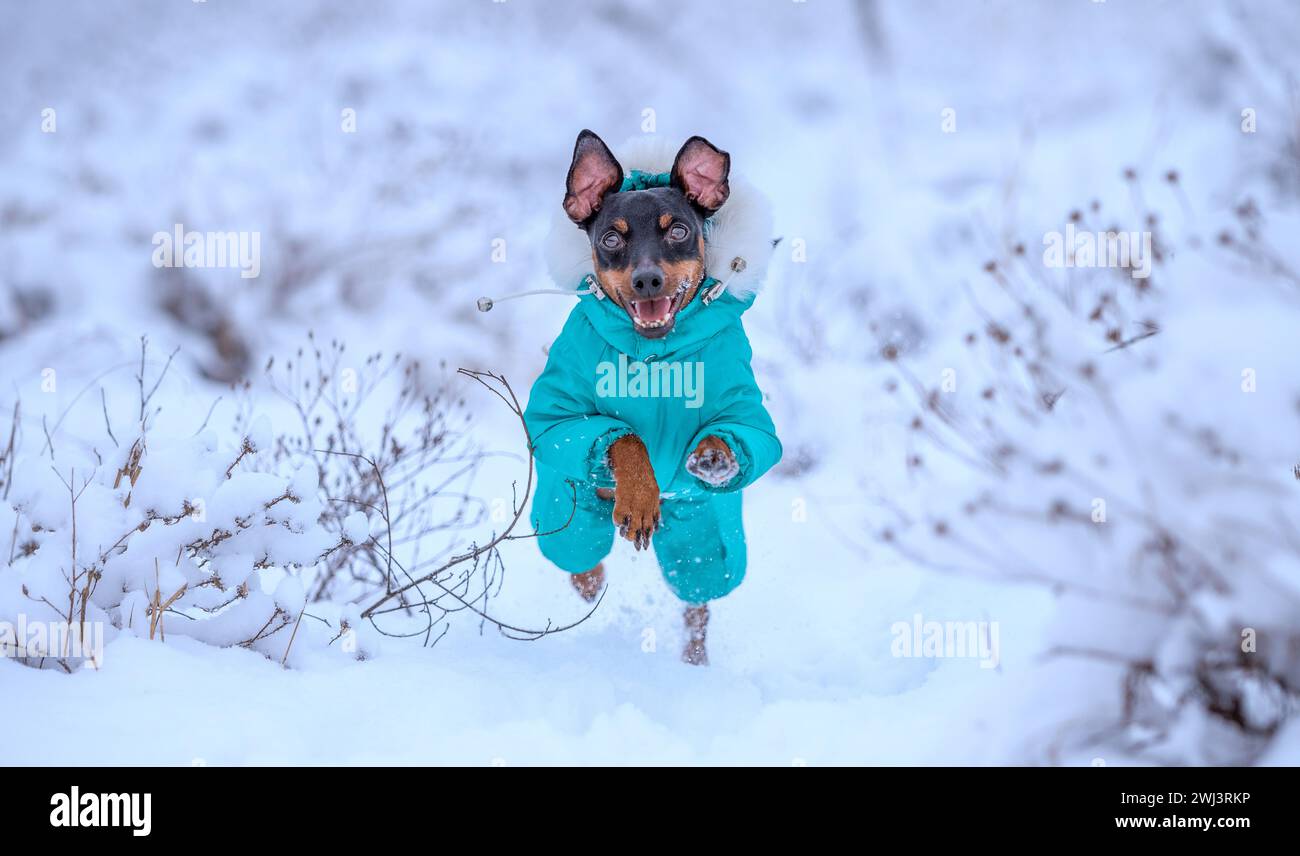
xmin=632 ymin=267 xmax=665 ymax=297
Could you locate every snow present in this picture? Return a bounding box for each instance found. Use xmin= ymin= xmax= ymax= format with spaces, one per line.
xmin=3 ymin=0 xmax=1300 ymax=765
xmin=342 ymin=511 xmax=371 ymax=546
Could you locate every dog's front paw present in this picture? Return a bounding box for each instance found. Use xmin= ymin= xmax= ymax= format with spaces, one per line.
xmin=613 ymin=482 xmax=660 ymax=550
xmin=607 ymin=435 xmax=660 ymax=550
xmin=686 ymin=435 xmax=740 ymax=487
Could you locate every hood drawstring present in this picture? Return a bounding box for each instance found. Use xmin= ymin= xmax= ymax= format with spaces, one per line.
xmin=701 ymin=256 xmax=747 ymax=306
xmin=477 ymin=275 xmax=604 ymax=313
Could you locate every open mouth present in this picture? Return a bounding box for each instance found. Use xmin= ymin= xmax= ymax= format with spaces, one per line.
xmin=628 ymin=280 xmax=690 ymax=335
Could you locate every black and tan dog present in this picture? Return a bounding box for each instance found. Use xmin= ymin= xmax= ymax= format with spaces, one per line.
xmin=524 ymin=130 xmax=781 ymax=665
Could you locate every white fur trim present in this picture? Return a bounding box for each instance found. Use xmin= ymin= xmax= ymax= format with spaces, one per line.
xmin=544 ymin=136 xmax=774 ymax=299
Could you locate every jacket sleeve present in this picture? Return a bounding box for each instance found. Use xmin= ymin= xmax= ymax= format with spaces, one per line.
xmin=687 ymin=327 xmax=783 ymax=492
xmin=523 ymin=315 xmax=631 ymax=488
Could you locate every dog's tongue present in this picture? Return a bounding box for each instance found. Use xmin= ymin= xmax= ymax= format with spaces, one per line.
xmin=631 ymin=297 xmax=673 ymax=323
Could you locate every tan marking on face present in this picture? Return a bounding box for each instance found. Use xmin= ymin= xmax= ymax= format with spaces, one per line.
xmin=658 ymin=213 xmax=674 ymax=230
xmin=660 ymin=257 xmax=705 ymax=307
xmin=611 ymin=218 xmax=629 ymax=234
xmin=593 ymin=250 xmax=635 ymax=308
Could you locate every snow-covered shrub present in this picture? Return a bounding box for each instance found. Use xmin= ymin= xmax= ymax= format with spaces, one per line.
xmin=0 ymin=364 xmax=395 ymax=666
xmin=251 ymin=333 xmax=480 ymax=604
xmin=0 ymin=339 xmax=452 ymax=671
xmin=878 ymin=176 xmax=1300 ymax=763
xmin=0 ymin=335 xmax=556 ymax=673
xmin=0 ymin=416 xmax=379 ymax=671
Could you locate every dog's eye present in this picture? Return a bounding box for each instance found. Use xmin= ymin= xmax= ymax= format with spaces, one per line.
xmin=667 ymin=223 xmax=689 ymax=242
xmin=600 ymin=231 xmax=624 ymax=250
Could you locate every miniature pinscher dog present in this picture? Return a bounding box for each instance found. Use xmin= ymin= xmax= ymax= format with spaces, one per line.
xmin=526 ymin=130 xmax=781 ymax=664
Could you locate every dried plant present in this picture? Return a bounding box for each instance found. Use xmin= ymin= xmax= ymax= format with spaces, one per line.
xmin=875 ymin=170 xmax=1300 ymax=763
xmin=254 ymin=332 xmax=484 ymax=603
xmin=1 ymin=337 xmax=592 ymax=671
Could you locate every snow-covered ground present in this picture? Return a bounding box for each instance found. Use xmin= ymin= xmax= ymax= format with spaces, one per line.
xmin=3 ymin=0 xmax=1300 ymax=765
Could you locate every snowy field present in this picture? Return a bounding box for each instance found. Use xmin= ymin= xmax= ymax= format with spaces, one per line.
xmin=2 ymin=0 xmax=1300 ymax=765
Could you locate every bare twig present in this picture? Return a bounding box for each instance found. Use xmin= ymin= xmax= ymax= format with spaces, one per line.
xmin=100 ymin=387 xmax=119 ymax=448
xmin=359 ymin=369 xmax=532 ymax=620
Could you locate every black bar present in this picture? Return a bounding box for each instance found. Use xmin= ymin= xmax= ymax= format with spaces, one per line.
xmin=1 ymin=766 xmax=1285 ymax=841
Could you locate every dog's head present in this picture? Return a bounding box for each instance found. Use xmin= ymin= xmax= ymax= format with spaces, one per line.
xmin=562 ymin=130 xmax=731 ymax=339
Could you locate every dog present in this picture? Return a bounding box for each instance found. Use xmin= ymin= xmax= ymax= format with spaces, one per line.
xmin=524 ymin=130 xmax=781 ymax=665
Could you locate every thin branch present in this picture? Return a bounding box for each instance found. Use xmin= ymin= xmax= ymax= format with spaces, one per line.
xmin=100 ymin=387 xmax=119 ymax=448
xmin=359 ymin=369 xmax=534 ymax=619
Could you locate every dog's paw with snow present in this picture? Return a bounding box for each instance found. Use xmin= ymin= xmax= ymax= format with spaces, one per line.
xmin=686 ymin=436 xmax=740 ymax=487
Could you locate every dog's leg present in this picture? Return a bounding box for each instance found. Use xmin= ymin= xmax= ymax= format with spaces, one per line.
xmin=569 ymin=562 xmax=605 ymax=603
xmin=607 ymin=435 xmax=660 ymax=549
xmin=682 ymin=603 xmax=709 ymax=666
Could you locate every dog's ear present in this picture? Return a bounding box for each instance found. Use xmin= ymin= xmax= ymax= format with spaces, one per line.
xmin=563 ymin=130 xmax=624 ymax=225
xmin=670 ymin=136 xmax=731 ymax=216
